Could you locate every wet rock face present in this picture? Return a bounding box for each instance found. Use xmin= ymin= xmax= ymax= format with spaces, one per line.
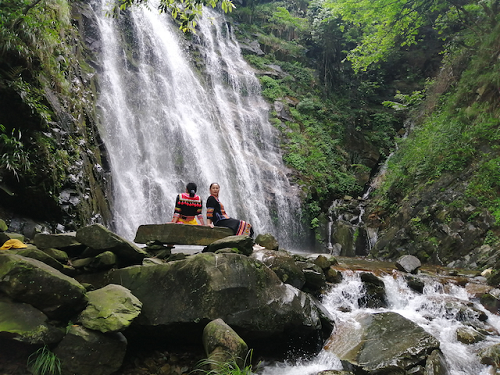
xmin=0 ymin=253 xmax=87 ymax=320
xmin=325 ymin=311 xmax=442 ymax=374
xmin=54 ymin=325 xmax=127 ymax=375
xmin=105 ymin=252 xmax=334 ymax=351
xmin=367 ymin=172 xmax=496 ymax=268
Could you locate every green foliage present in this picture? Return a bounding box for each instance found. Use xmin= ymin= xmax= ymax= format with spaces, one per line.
xmin=318 ymin=0 xmax=499 ymax=72
xmin=0 ymin=125 xmax=31 ymax=180
xmin=27 ymin=346 xmax=61 ymax=375
xmin=193 ymin=350 xmax=256 ymax=375
xmin=377 ymin=23 xmax=500 ymax=225
xmin=111 ymin=0 xmax=235 ymax=32
xmin=259 ymin=75 xmax=284 ymax=101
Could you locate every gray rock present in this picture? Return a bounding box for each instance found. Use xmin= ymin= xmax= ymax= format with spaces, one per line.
xmin=297 ymin=261 xmax=327 ymax=293
xmin=359 ymin=272 xmax=387 ymax=308
xmin=76 ymin=224 xmax=147 ymax=266
xmin=325 ymin=311 xmax=440 ymax=373
xmin=78 ymin=284 xmax=142 ymax=333
xmin=204 ymin=235 xmax=254 ymax=256
xmin=90 ymin=251 xmax=117 ymax=270
xmin=41 ymin=248 xmax=69 ymax=263
xmin=203 ymin=319 xmax=248 ymax=368
xmin=251 ymin=249 xmax=306 ymax=289
xmin=143 ymin=257 xmax=163 ymax=265
xmin=0 ymin=253 xmax=87 ymax=319
xmin=255 ymin=233 xmax=279 ymax=250
xmin=239 ymin=39 xmax=264 ymax=56
xmin=54 ymin=325 xmax=127 ymax=375
xmin=134 ymin=223 xmax=232 ymax=245
xmin=314 ymin=254 xmax=335 ymax=270
xmin=325 ymin=267 xmax=343 ymax=284
xmin=478 ymin=343 xmax=500 ymax=366
xmin=0 ymin=298 xmax=64 ymax=344
xmin=9 ymin=245 xmax=64 ymax=271
xmin=456 ymin=326 xmax=485 ymax=344
xmin=33 ymin=232 xmax=80 ymax=250
xmin=106 ymin=253 xmax=333 ymax=350
xmin=425 ymin=349 xmax=450 ymax=374
xmin=396 ymin=255 xmax=422 ymax=274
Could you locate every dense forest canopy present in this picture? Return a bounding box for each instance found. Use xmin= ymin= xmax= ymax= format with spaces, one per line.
xmin=0 ymin=0 xmax=499 ymax=247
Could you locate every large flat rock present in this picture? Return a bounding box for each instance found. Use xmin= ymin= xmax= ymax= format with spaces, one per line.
xmin=134 ymin=223 xmax=233 ymax=245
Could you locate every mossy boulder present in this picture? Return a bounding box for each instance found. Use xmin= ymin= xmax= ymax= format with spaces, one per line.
xmin=0 ymin=253 xmax=87 ymax=319
xmin=0 ymin=298 xmax=64 ymax=344
xmin=202 ymin=318 xmax=248 ymax=368
xmin=105 ymin=252 xmax=333 ymax=352
xmin=77 ymin=284 xmax=142 ymax=333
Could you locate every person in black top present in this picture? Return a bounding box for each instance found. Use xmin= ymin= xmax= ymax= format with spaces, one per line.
xmin=206 ymin=182 xmax=253 ymax=236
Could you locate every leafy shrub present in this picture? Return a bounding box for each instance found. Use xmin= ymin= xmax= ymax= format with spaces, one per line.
xmin=0 ymin=125 xmax=31 ymax=180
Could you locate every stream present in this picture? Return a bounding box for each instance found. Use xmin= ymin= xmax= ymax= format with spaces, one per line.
xmin=261 ymin=257 xmax=500 ymax=374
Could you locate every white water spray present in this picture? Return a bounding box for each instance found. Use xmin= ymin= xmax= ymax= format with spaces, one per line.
xmin=91 ymin=2 xmax=304 ymax=247
xmin=262 ymin=271 xmax=500 ymax=374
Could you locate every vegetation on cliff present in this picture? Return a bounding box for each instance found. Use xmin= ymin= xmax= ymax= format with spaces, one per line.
xmin=1 ymin=0 xmax=499 ymax=263
xmin=0 ymin=0 xmax=110 ymax=228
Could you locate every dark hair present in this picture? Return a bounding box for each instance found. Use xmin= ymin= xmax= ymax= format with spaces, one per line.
xmin=209 ymin=182 xmax=220 ymax=189
xmin=186 ymin=182 xmax=197 ymax=197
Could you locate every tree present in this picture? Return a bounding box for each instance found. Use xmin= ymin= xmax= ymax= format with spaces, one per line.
xmin=113 ymin=0 xmax=235 ymax=32
xmin=319 ymin=0 xmax=500 ymax=72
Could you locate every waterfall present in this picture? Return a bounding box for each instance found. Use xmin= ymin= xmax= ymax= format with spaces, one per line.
xmin=261 ymin=272 xmax=500 ymax=374
xmin=91 ymin=2 xmax=304 ymax=248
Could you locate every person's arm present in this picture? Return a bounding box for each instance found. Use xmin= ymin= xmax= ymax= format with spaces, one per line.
xmin=206 ymin=196 xmax=215 ymax=228
xmin=197 ymin=214 xmax=206 ymax=226
xmin=171 ymin=194 xmax=181 ymax=223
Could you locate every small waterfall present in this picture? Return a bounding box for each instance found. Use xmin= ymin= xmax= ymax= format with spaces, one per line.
xmin=262 ymin=272 xmax=500 ymax=374
xmin=91 ymin=2 xmax=304 ymax=248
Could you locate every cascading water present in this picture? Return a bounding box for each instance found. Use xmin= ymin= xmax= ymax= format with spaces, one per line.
xmin=261 ymin=271 xmax=500 ymax=374
xmin=91 ymin=2 xmax=304 ymax=248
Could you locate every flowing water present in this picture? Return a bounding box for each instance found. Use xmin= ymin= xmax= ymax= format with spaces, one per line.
xmin=91 ymin=2 xmax=304 ymax=248
xmin=261 ymin=270 xmax=500 ymax=374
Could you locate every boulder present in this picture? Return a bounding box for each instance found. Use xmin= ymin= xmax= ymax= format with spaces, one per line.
xmin=105 ymin=252 xmax=333 ymax=352
xmin=204 ymin=235 xmax=254 ymax=256
xmin=203 ymin=319 xmax=248 ymax=368
xmin=0 ymin=298 xmax=64 ymax=344
xmin=9 ymin=245 xmax=64 ymax=271
xmin=76 ymin=224 xmax=147 ymax=266
xmin=255 ymin=233 xmax=279 ymax=250
xmin=78 ymin=284 xmax=142 ymax=333
xmin=54 ymin=325 xmax=127 ymax=375
xmin=134 ymin=223 xmax=232 ymax=245
xmin=396 ymin=255 xmax=422 ymax=274
xmin=250 ymin=249 xmax=306 ymax=289
xmin=325 ymin=267 xmax=343 ymax=284
xmin=478 ymin=343 xmax=500 ymax=367
xmin=314 ymin=255 xmax=337 ymax=270
xmin=297 ymin=261 xmax=327 ymax=294
xmin=424 ymin=349 xmax=450 ymax=375
xmin=0 ymin=253 xmax=87 ymax=320
xmin=325 ymin=311 xmax=440 ymax=373
xmin=359 ymin=272 xmax=387 ymax=308
xmin=41 ymin=248 xmax=69 ymax=263
xmin=90 ymin=251 xmax=117 ymax=270
xmin=416 ymin=295 xmax=488 ymax=325
xmin=456 ymin=326 xmax=485 ymax=344
xmin=33 ymin=232 xmax=80 ymax=250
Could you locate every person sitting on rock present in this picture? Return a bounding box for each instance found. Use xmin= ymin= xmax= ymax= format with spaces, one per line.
xmin=206 ymin=182 xmax=253 ymax=236
xmin=171 ymin=182 xmax=206 ymax=225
